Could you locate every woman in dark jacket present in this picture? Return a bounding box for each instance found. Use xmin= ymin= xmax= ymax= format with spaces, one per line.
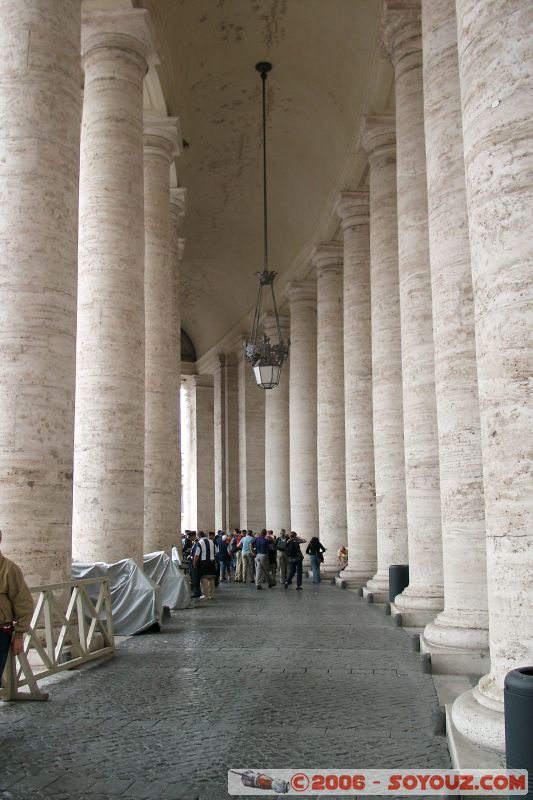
xmin=305 ymin=537 xmax=326 ymax=584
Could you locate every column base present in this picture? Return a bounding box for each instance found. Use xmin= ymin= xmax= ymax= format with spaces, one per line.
xmin=419 ymin=633 xmax=489 ymax=677
xmin=445 ymin=703 xmax=505 ymax=770
xmin=392 ymin=585 xmax=443 ymax=627
xmin=390 ymin=600 xmax=439 ymax=628
xmin=451 ymin=685 xmax=505 ymax=754
xmin=366 ymin=569 xmax=389 ymax=596
xmin=363 ymin=584 xmax=389 ymax=604
xmin=341 ymin=568 xmax=375 ymax=590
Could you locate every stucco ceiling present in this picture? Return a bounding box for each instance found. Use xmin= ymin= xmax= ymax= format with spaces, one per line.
xmin=139 ymin=0 xmax=392 ymax=360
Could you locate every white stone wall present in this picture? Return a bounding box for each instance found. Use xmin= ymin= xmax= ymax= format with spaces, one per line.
xmin=421 ymin=0 xmax=487 ymax=655
xmin=287 ymin=281 xmax=319 ymax=541
xmin=337 ymin=193 xmax=377 ymax=587
xmin=361 ymin=115 xmax=408 ymax=601
xmin=313 ymin=244 xmax=347 ymax=572
xmin=263 ymin=315 xmax=291 ymax=532
xmin=452 ymin=0 xmax=533 ymax=753
xmin=73 ymin=9 xmax=155 ymax=567
xmin=143 ymin=119 xmax=180 ymax=555
xmin=237 ymin=346 xmax=266 ymax=531
xmin=382 ymin=0 xmax=443 ymax=620
xmin=0 ymin=0 xmax=81 ymax=585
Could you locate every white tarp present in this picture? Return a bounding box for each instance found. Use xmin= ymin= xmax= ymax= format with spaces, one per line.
xmin=143 ymin=551 xmax=193 ymax=610
xmin=72 ymin=559 xmax=163 ymax=635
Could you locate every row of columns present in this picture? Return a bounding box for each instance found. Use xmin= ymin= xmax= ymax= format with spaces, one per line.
xmin=182 ymin=0 xmax=531 ymax=757
xmin=0 ymin=4 xmax=185 ymax=585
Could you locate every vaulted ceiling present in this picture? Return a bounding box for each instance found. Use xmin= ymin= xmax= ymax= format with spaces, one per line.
xmin=137 ymin=0 xmax=393 ymax=360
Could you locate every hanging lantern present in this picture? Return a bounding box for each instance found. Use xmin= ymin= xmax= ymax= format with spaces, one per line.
xmin=244 ymin=62 xmax=289 ymax=389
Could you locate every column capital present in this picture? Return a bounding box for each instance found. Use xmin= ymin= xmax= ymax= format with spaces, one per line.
xmin=311 ymin=242 xmax=344 ymax=275
xmin=261 ymin=313 xmax=290 ymax=340
xmin=381 ymin=0 xmax=422 ymax=69
xmin=336 ymin=191 xmax=370 ymax=231
xmin=185 ymin=373 xmax=214 ymax=390
xmin=82 ymin=8 xmax=157 ymax=71
xmin=215 ymin=352 xmax=238 ymax=370
xmin=170 ymin=186 xmax=187 ymax=216
xmin=285 ymin=279 xmax=316 ymax=309
xmin=144 ymin=117 xmax=181 ymax=159
xmin=360 ymin=114 xmax=396 ymax=158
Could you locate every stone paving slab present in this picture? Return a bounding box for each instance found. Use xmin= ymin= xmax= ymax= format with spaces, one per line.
xmin=0 ymin=582 xmax=449 ymax=799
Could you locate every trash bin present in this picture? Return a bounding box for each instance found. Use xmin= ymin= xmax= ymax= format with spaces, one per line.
xmin=505 ymin=667 xmax=533 ymax=799
xmin=389 ymin=564 xmax=409 ymax=603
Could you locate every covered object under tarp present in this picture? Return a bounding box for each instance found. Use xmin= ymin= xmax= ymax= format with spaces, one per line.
xmin=143 ymin=551 xmax=193 ymax=610
xmin=72 ymin=559 xmax=162 ymax=635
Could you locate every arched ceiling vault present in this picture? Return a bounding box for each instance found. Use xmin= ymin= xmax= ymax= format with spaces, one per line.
xmin=135 ymin=0 xmax=394 ymax=363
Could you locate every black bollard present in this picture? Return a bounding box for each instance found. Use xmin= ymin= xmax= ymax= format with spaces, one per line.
xmin=505 ymin=667 xmax=533 ymax=799
xmin=389 ymin=564 xmax=409 ymax=603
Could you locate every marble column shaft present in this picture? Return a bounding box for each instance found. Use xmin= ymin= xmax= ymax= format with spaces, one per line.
xmin=214 ymin=353 xmax=240 ymax=531
xmin=421 ymin=0 xmax=488 ymax=654
xmin=237 ymin=344 xmax=265 ymax=531
xmin=313 ymin=244 xmax=347 ymax=571
xmin=452 ymin=0 xmax=533 ymax=753
xmin=169 ymin=188 xmax=186 ymax=537
xmin=287 ymin=281 xmax=319 ymax=541
xmin=0 ymin=0 xmax=81 ymax=586
xmin=263 ymin=315 xmax=291 ymax=533
xmin=183 ymin=375 xmax=215 ymax=533
xmin=382 ymin=0 xmax=443 ymax=619
xmin=214 ymin=356 xmax=227 ymax=531
xmin=361 ymin=116 xmax=408 ymax=601
xmin=73 ymin=9 xmax=155 ymax=566
xmin=143 ymin=119 xmax=180 ymax=555
xmin=337 ymin=193 xmax=377 ymax=587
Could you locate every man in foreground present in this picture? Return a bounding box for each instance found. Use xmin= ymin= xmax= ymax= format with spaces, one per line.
xmin=0 ymin=529 xmax=34 ymax=679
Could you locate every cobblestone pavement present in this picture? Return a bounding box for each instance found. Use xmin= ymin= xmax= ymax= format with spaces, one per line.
xmin=0 ymin=580 xmax=450 ymax=800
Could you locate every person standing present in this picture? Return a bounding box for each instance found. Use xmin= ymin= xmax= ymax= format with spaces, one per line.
xmin=218 ymin=534 xmax=231 ymax=581
xmin=266 ymin=531 xmax=277 ymax=586
xmin=240 ymin=530 xmax=255 ymax=584
xmin=276 ymin=529 xmax=289 ymax=585
xmin=0 ymin=530 xmax=34 ymax=679
xmin=285 ymin=532 xmax=307 ymax=591
xmin=194 ymin=531 xmax=217 ymax=599
xmin=253 ymin=529 xmax=275 ymax=590
xmin=233 ymin=529 xmax=244 ymax=582
xmin=305 ymin=536 xmax=327 ymax=584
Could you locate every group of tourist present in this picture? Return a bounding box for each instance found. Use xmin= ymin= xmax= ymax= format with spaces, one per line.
xmin=181 ymin=528 xmax=349 ymax=600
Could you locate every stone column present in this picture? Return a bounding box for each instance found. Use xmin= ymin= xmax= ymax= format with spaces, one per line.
xmin=382 ymin=0 xmax=443 ymax=624
xmin=263 ymin=315 xmax=291 ymax=532
xmin=213 ymin=356 xmax=227 ymax=531
xmin=213 ymin=353 xmax=240 ymax=531
xmin=336 ymin=193 xmax=377 ymax=588
xmin=180 ymin=378 xmax=192 ymax=531
xmin=183 ymin=375 xmax=215 ymax=533
xmin=420 ymin=0 xmax=488 ymax=668
xmin=451 ymin=0 xmax=533 ymax=753
xmin=0 ymin=0 xmax=81 ymax=586
xmin=73 ymin=9 xmax=155 ymax=566
xmin=143 ymin=119 xmax=180 ymax=555
xmin=237 ymin=342 xmax=265 ymax=530
xmin=287 ymin=281 xmax=319 ymax=542
xmin=170 ymin=188 xmax=186 ymax=537
xmin=360 ymin=116 xmax=408 ymax=602
xmin=312 ymin=244 xmax=347 ymax=573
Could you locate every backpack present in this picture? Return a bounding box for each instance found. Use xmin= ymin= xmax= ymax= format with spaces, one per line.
xmin=285 ymin=538 xmax=299 ymax=558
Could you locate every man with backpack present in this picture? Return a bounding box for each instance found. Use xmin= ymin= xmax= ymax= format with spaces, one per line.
xmin=276 ymin=529 xmax=289 ymax=585
xmin=284 ymin=531 xmax=307 ymax=591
